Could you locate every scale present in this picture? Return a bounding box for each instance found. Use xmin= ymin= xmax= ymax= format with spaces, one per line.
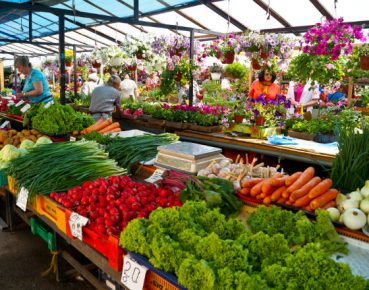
xmin=155 ymin=142 xmax=224 ymax=174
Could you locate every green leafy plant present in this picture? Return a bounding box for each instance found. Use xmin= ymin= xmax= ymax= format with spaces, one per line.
xmin=224 ymin=63 xmax=248 ymax=79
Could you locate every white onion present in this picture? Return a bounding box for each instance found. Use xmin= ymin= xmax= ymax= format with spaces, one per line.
xmin=359 ymin=198 xmax=369 ymax=214
xmin=338 ymin=199 xmax=359 ymax=213
xmin=348 ymin=190 xmax=363 ymax=202
xmin=342 ymin=208 xmax=367 ymax=230
xmin=326 ymin=208 xmax=340 ymax=221
xmin=360 ymin=180 xmax=369 ymax=198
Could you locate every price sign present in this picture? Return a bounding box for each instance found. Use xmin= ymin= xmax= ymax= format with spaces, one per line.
xmin=15 ymin=100 xmax=25 ymax=107
xmin=20 ymin=104 xmax=31 ymax=113
xmin=69 ymin=212 xmax=89 ymax=241
xmin=69 ymin=136 xmax=76 ymax=142
xmin=44 ymin=100 xmax=54 ymax=109
xmin=121 ymin=254 xmax=148 ymax=290
xmin=144 ymin=168 xmax=165 ymax=183
xmin=0 ymin=120 xmax=10 ymax=129
xmin=16 ymin=187 xmax=29 ymax=212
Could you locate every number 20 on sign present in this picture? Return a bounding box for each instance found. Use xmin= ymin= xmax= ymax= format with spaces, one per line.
xmin=121 ymin=254 xmax=148 ymax=290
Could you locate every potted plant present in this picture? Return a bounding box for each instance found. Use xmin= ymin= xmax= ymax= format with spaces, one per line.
xmin=224 ymin=62 xmax=248 ymax=80
xmin=65 ymin=49 xmax=73 ymax=67
xmin=209 ymin=63 xmax=223 ymax=81
xmin=204 ymin=34 xmax=239 ymax=64
xmin=357 ymin=44 xmax=369 ymax=71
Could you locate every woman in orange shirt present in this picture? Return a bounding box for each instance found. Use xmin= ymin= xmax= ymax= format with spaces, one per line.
xmin=248 ymin=69 xmax=280 ymax=100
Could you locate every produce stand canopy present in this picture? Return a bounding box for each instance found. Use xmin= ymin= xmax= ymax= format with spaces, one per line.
xmin=1 ymin=0 xmax=369 ymax=59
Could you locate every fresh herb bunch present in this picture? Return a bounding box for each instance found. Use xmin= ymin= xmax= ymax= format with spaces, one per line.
xmin=32 ymin=104 xmax=94 ymax=134
xmin=6 ymin=104 xmax=21 ymax=115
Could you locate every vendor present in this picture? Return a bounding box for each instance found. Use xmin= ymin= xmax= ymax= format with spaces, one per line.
xmin=14 ymin=56 xmax=53 ymax=104
xmin=248 ymin=69 xmax=280 ymax=100
xmin=89 ymin=75 xmax=122 ymax=121
xmin=287 ymin=80 xmax=320 ymax=113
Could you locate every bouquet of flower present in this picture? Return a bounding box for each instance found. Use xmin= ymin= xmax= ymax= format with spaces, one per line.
xmin=302 ymin=17 xmax=366 ymax=60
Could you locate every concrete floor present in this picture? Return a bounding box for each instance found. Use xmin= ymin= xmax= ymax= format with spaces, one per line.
xmin=0 ymin=227 xmax=94 ymax=290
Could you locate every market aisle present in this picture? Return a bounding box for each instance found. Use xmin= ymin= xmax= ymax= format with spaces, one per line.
xmin=0 ymin=228 xmax=93 ymax=290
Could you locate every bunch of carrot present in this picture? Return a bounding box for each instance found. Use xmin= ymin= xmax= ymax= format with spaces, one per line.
xmin=239 ymin=167 xmax=338 ymax=211
xmin=80 ymin=118 xmax=121 ymax=135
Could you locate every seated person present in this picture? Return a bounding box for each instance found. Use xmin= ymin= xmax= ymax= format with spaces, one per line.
xmin=248 ymin=69 xmax=280 ymax=100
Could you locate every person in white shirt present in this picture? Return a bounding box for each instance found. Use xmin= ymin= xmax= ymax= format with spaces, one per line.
xmin=287 ymin=80 xmax=320 ymax=113
xmin=120 ymin=74 xmax=138 ymax=102
xmin=80 ymin=73 xmax=98 ymax=97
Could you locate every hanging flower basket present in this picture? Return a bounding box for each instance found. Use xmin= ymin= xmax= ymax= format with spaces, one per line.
xmin=259 ymin=49 xmax=268 ymax=59
xmin=175 ymin=72 xmax=183 ymax=81
xmin=136 ymin=52 xmax=144 ymax=60
xmin=222 ymin=51 xmax=235 ymax=64
xmin=255 ymin=116 xmax=265 ymax=126
xmin=360 ymin=56 xmax=369 ymax=70
xmin=251 ymin=58 xmax=261 ymax=70
xmin=127 ymin=64 xmax=137 ymax=71
xmin=77 ymin=60 xmax=84 ymax=67
xmin=65 ymin=60 xmax=72 ymax=67
xmin=92 ymin=61 xmax=101 ymax=69
xmin=210 ymin=72 xmax=221 ymax=81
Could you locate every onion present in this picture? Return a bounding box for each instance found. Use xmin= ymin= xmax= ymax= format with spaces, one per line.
xmin=342 ymin=208 xmax=367 ymax=230
xmin=360 ymin=180 xmax=369 ymax=198
xmin=338 ymin=199 xmax=359 ymax=213
xmin=360 ymin=198 xmax=369 ymax=214
xmin=336 ymin=193 xmax=347 ymax=205
xmin=347 ymin=190 xmax=363 ymax=202
xmin=326 ymin=207 xmax=340 ymax=221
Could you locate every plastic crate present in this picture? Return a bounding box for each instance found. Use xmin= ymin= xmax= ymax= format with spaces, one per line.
xmin=128 ymin=252 xmax=186 ymax=290
xmin=82 ymin=227 xmax=125 ymax=272
xmin=7 ymin=176 xmax=18 ymax=195
xmin=0 ymin=170 xmax=7 ymax=187
xmin=30 ymin=217 xmax=56 ymax=251
xmin=35 ymin=195 xmax=73 ymax=238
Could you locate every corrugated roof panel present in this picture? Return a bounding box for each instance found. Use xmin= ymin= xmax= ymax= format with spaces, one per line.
xmin=321 ymin=0 xmax=369 ymax=22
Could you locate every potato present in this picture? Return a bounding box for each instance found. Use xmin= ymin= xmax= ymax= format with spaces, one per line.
xmin=29 ymin=135 xmax=37 ymax=142
xmin=0 ymin=130 xmax=7 ymax=143
xmin=22 ymin=130 xmax=30 ymax=136
xmin=31 ymin=129 xmax=38 ymax=135
xmin=3 ymin=138 xmax=12 ymax=145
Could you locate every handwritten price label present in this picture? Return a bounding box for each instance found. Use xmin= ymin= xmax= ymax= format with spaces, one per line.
xmin=0 ymin=121 xmax=10 ymax=129
xmin=16 ymin=187 xmax=29 ymax=212
xmin=69 ymin=212 xmax=89 ymax=241
xmin=144 ymin=169 xmax=164 ymax=183
xmin=44 ymin=101 xmax=54 ymax=109
xmin=15 ymin=100 xmax=25 ymax=107
xmin=121 ymin=254 xmax=148 ymax=290
xmin=20 ymin=104 xmax=31 ymax=113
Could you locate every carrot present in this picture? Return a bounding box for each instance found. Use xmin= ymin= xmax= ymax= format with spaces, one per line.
xmin=304 ymin=205 xmax=313 ymax=212
xmin=102 ymin=128 xmax=121 ymax=134
xmin=276 ymin=197 xmax=287 ymax=204
xmin=259 ymin=193 xmax=266 ymax=199
xmin=270 ymin=176 xmax=288 ymax=187
xmin=285 ymin=200 xmax=292 ymax=205
xmin=294 ymin=194 xmax=312 ymax=208
xmin=287 ymin=167 xmax=315 ymax=193
xmin=256 ymin=194 xmax=263 ymax=200
xmin=282 ymin=188 xmax=290 ymax=199
xmin=271 ymin=186 xmax=286 ymax=202
xmin=261 ymin=180 xmax=274 ymax=195
xmin=80 ymin=117 xmax=104 ymax=134
xmin=308 ymin=179 xmax=333 ymax=199
xmin=263 ymin=196 xmax=272 ymax=204
xmin=310 ymin=189 xmax=339 ymax=210
xmin=289 ymin=176 xmax=322 ymax=202
xmin=239 ymin=187 xmax=250 ymax=196
xmin=250 ymin=180 xmax=268 ymax=196
xmin=98 ymin=122 xmax=120 ymax=133
xmin=321 ymin=200 xmax=336 ymax=209
xmin=241 ymin=178 xmax=263 ymax=188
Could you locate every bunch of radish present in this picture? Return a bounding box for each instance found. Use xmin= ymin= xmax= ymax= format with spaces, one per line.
xmin=238 ymin=167 xmax=338 ymax=211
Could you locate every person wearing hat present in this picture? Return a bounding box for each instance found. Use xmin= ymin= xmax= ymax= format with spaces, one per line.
xmin=89 ymin=75 xmax=122 ymax=121
xmin=14 ymin=56 xmax=53 ymax=104
xmin=80 ymin=72 xmax=99 ymax=97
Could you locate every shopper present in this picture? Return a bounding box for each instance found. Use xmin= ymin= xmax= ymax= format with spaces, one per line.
xmin=287 ymin=80 xmax=320 ymax=113
xmin=80 ymin=72 xmax=99 ymax=97
xmin=248 ymin=69 xmax=280 ymax=100
xmin=327 ymin=81 xmax=346 ymax=102
xmin=14 ymin=56 xmax=53 ymax=104
xmin=121 ymin=74 xmax=138 ymax=102
xmin=145 ymin=72 xmax=159 ymax=90
xmin=89 ymin=75 xmax=122 ymax=121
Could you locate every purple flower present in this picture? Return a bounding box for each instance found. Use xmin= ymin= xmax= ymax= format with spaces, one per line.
xmin=275 ymin=110 xmax=281 ymax=117
xmin=253 ymin=109 xmax=260 ymax=116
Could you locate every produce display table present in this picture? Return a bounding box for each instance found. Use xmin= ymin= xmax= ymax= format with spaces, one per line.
xmin=176 ymin=130 xmax=336 ymax=167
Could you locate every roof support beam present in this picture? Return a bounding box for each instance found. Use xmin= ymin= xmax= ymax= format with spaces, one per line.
xmin=253 ymin=0 xmax=298 ymax=35
xmin=261 ymin=20 xmax=369 ymax=34
xmin=134 ymin=0 xmax=139 ymax=20
xmin=157 ymin=0 xmax=210 ymax=30
xmin=28 ymin=11 xmax=32 ymax=41
xmin=309 ymin=0 xmax=333 ymax=20
xmin=199 ymin=0 xmax=248 ymax=31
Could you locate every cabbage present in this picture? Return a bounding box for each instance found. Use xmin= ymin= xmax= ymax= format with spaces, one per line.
xmin=0 ymin=144 xmax=20 ymax=161
xmin=35 ymin=136 xmax=52 ymax=146
xmin=18 ymin=148 xmax=28 ymax=156
xmin=20 ymin=139 xmax=34 ymax=150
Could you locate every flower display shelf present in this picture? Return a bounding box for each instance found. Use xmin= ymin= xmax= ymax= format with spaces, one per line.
xmin=139 ymin=114 xmax=152 ymax=121
xmin=225 ymin=124 xmax=279 ymax=139
xmin=187 ymin=123 xmax=222 ymax=133
xmin=165 ymin=121 xmax=188 ymax=130
xmin=121 ymin=114 xmax=139 ymax=120
xmin=149 ymin=118 xmax=166 ymax=127
xmin=288 ymin=130 xmax=315 ymax=141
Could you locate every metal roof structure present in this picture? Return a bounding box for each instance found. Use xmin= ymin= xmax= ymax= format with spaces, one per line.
xmin=1 ymin=0 xmax=369 ymax=60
